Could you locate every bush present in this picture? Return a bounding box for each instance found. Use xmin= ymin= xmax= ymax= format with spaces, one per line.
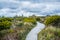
xmin=0 ymin=17 xmax=13 ymax=22
xmin=36 ymin=17 xmax=41 ymax=21
xmin=23 ymin=18 xmax=36 ymax=24
xmin=0 ymin=21 xmax=12 ymax=31
xmin=44 ymin=15 xmax=60 ymax=26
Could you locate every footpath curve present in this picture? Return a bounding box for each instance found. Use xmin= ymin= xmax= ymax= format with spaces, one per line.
xmin=26 ymin=22 xmax=45 ymax=40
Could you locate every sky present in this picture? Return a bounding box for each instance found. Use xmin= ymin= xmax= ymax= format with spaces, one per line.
xmin=0 ymin=0 xmax=60 ymax=17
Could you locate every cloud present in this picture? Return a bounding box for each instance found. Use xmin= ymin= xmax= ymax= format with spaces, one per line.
xmin=39 ymin=4 xmax=60 ymax=15
xmin=17 ymin=0 xmax=60 ymax=3
xmin=0 ymin=0 xmax=20 ymax=9
xmin=0 ymin=8 xmax=35 ymax=17
xmin=0 ymin=8 xmax=15 ymax=16
xmin=0 ymin=0 xmax=60 ymax=17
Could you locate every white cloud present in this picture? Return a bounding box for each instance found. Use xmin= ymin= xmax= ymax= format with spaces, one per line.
xmin=0 ymin=0 xmax=60 ymax=17
xmin=40 ymin=4 xmax=60 ymax=13
xmin=0 ymin=0 xmax=18 ymax=3
xmin=0 ymin=8 xmax=18 ymax=17
xmin=0 ymin=8 xmax=10 ymax=15
xmin=21 ymin=1 xmax=31 ymax=7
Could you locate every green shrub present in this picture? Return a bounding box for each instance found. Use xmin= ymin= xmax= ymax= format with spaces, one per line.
xmin=44 ymin=15 xmax=60 ymax=26
xmin=0 ymin=17 xmax=13 ymax=22
xmin=36 ymin=17 xmax=41 ymax=21
xmin=0 ymin=21 xmax=12 ymax=31
xmin=23 ymin=18 xmax=36 ymax=24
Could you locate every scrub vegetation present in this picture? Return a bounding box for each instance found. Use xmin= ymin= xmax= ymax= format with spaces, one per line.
xmin=38 ymin=15 xmax=60 ymax=40
xmin=0 ymin=15 xmax=41 ymax=40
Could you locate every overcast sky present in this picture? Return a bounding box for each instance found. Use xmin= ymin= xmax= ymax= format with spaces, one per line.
xmin=0 ymin=0 xmax=60 ymax=17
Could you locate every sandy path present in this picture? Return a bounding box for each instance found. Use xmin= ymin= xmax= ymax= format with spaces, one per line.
xmin=26 ymin=22 xmax=45 ymax=40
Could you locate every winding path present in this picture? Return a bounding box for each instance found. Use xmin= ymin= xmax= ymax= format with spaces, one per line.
xmin=26 ymin=22 xmax=45 ymax=40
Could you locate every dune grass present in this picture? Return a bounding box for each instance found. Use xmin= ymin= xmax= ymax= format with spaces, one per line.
xmin=0 ymin=16 xmax=37 ymax=40
xmin=38 ymin=26 xmax=60 ymax=40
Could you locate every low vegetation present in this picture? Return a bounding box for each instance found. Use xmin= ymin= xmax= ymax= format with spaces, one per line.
xmin=44 ymin=15 xmax=60 ymax=26
xmin=0 ymin=16 xmax=37 ymax=40
xmin=38 ymin=15 xmax=60 ymax=40
xmin=38 ymin=27 xmax=60 ymax=40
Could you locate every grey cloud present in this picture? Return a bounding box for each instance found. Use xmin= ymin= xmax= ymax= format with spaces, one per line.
xmin=0 ymin=1 xmax=19 ymax=9
xmin=17 ymin=0 xmax=60 ymax=3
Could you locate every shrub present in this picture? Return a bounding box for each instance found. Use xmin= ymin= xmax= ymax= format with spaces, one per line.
xmin=44 ymin=15 xmax=60 ymax=26
xmin=0 ymin=17 xmax=13 ymax=22
xmin=36 ymin=17 xmax=41 ymax=21
xmin=23 ymin=18 xmax=36 ymax=24
xmin=0 ymin=21 xmax=12 ymax=31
